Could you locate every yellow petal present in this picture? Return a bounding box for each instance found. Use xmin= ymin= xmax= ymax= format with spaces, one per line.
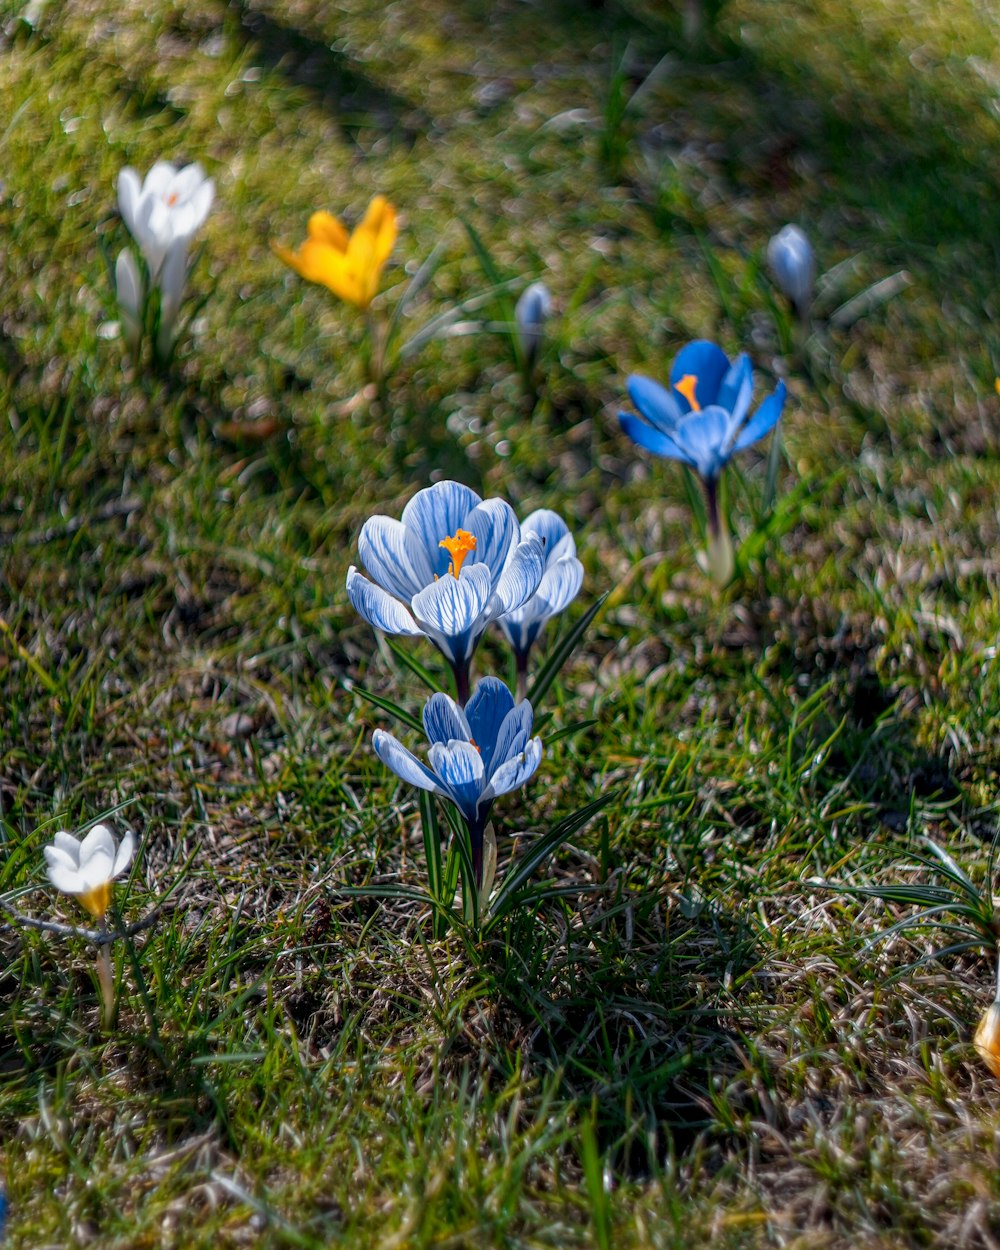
xmin=358 ymin=195 xmax=398 ymax=269
xmin=307 ymin=210 xmax=349 ymax=252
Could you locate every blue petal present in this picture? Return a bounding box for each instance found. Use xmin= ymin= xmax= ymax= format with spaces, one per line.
xmin=428 ymin=740 xmax=486 ymax=823
xmin=481 ymin=738 xmax=542 ymax=808
xmin=672 ymin=407 xmax=732 ymax=480
xmin=733 ymin=381 xmax=786 ymax=452
xmin=410 ymin=563 xmax=493 ymax=664
xmin=620 ymin=413 xmax=696 ymax=466
xmin=767 ymin=226 xmax=815 ymax=309
xmin=489 ymin=533 xmax=545 ymax=618
xmin=358 ymin=516 xmax=425 ymax=601
xmin=716 ymin=353 xmax=753 ymax=428
xmin=465 ymin=498 xmax=518 ymax=582
xmin=346 ymin=567 xmax=423 ymax=637
xmin=626 ymin=374 xmax=683 ymax=434
xmin=490 ymin=701 xmax=534 ymax=778
xmin=423 ymin=692 xmax=471 ymax=747
xmin=373 ymin=729 xmax=444 ymax=795
xmin=465 ymin=677 xmax=515 ymax=774
xmin=401 ymin=481 xmax=482 ymax=579
xmin=669 ymin=341 xmax=731 ymax=410
xmin=520 ymin=509 xmax=574 ymax=564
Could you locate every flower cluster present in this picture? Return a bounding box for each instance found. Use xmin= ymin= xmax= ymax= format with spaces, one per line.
xmin=348 ymin=480 xmax=583 ymax=918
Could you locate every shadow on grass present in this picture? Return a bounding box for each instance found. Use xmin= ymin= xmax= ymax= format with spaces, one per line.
xmin=224 ymin=0 xmax=429 ymax=147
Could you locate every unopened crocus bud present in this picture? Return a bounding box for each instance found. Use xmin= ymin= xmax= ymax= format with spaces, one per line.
xmin=975 ymin=1000 xmax=1000 ymax=1077
xmin=115 ymin=248 xmax=144 ymax=352
xmin=767 ymin=224 xmax=815 ymax=318
xmin=515 ymin=281 xmax=552 ymax=366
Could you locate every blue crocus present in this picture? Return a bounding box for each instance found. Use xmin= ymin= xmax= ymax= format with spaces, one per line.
xmin=373 ymin=676 xmax=542 ymax=889
xmin=347 ymin=481 xmax=545 ymax=704
xmin=619 ymin=340 xmax=786 ymax=584
xmin=497 ymin=509 xmax=583 ymax=694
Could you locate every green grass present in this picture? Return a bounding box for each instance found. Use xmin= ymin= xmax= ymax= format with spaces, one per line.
xmin=2 ymin=0 xmax=1000 ymax=1244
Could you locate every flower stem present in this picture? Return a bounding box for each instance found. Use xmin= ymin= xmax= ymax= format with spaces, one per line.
xmin=453 ymin=659 xmax=471 ymax=708
xmin=95 ymin=921 xmax=115 ymax=1030
xmin=515 ymin=651 xmax=529 ymax=704
xmin=702 ymin=476 xmax=734 ymax=587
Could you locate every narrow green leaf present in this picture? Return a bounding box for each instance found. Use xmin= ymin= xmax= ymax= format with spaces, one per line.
xmin=527 ymin=592 xmax=608 ymax=709
xmin=351 ymin=683 xmax=423 ymax=733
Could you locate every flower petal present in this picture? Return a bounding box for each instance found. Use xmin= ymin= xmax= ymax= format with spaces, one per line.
xmin=46 ymin=860 xmax=84 ymax=895
xmin=112 ymin=831 xmax=135 ymax=878
xmin=373 ymin=729 xmax=444 ymax=795
xmin=481 ymin=738 xmax=542 ymax=807
xmin=52 ymin=830 xmax=83 ymax=863
xmin=669 ymin=340 xmax=731 ymax=410
xmin=716 ymin=353 xmax=753 ymax=429
xmin=358 ymin=516 xmax=426 ymax=601
xmin=117 ymin=168 xmax=142 ymax=235
xmin=732 ymin=382 xmax=786 ymax=452
xmin=488 ymin=534 xmax=544 ymax=619
xmin=346 ymin=566 xmax=423 ymax=637
xmin=672 ymin=407 xmax=733 ymax=481
xmin=79 ymin=824 xmax=115 ymax=867
xmin=619 ymin=413 xmax=695 ymax=466
xmin=308 ymin=210 xmax=349 ymax=251
xmin=521 ymin=509 xmax=574 ymax=561
xmin=490 ymin=700 xmax=534 ymax=777
xmin=626 ymin=374 xmax=684 ymax=434
xmin=401 ymin=481 xmax=483 ymax=579
xmin=410 ymin=563 xmax=493 ymax=664
xmin=465 ymin=498 xmax=519 ymax=582
xmin=464 ymin=677 xmax=516 ymax=773
xmin=423 ymin=692 xmax=471 ymax=747
xmin=428 ymin=740 xmax=485 ymax=822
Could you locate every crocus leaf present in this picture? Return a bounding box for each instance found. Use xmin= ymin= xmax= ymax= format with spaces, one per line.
xmin=527 ymin=592 xmax=607 ymax=709
xmin=351 ymin=683 xmax=423 ymax=733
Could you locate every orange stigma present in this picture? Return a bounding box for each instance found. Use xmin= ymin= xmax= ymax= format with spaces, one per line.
xmin=439 ymin=529 xmax=477 ymax=578
xmin=674 ymin=374 xmax=701 ymax=411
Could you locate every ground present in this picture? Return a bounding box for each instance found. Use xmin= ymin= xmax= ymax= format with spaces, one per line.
xmin=2 ymin=0 xmax=1000 ymax=1246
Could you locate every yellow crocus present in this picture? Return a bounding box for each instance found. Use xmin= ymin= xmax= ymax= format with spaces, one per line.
xmin=273 ymin=196 xmax=398 ymax=310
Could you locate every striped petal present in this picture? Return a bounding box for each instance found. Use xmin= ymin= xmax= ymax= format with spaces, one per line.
xmin=401 ymin=481 xmax=482 ymax=578
xmin=423 ymin=692 xmax=471 ymax=747
xmin=346 ymin=566 xmax=423 ymax=637
xmin=374 ymin=730 xmax=445 ymax=795
xmin=488 ymin=534 xmax=544 ymax=618
xmin=358 ymin=516 xmax=425 ymax=600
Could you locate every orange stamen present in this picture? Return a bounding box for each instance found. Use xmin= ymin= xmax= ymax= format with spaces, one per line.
xmin=439 ymin=529 xmax=477 ymax=578
xmin=166 ymin=192 xmax=178 ymax=206
xmin=674 ymin=374 xmax=701 ymax=412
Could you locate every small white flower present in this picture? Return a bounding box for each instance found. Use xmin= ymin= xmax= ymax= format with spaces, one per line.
xmin=514 ymin=281 xmax=552 ymax=365
xmin=117 ymin=161 xmax=214 ymax=280
xmin=767 ymin=224 xmax=815 ymax=316
xmin=44 ymin=823 xmax=135 ymax=920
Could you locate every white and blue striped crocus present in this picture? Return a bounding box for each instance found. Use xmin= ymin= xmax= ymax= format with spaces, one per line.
xmin=619 ymin=340 xmax=786 ymax=585
xmin=497 ymin=509 xmax=583 ymax=696
xmin=346 ymin=481 xmax=545 ymax=705
xmin=374 ymin=677 xmax=542 ymax=889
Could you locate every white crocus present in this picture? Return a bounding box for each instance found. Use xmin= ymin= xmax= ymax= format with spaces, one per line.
xmin=44 ymin=823 xmax=135 ymax=921
xmin=117 ymin=161 xmax=214 ymax=280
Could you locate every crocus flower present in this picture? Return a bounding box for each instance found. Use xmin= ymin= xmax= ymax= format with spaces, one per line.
xmin=273 ymin=196 xmax=398 ymax=310
xmin=347 ymin=481 xmax=545 ymax=704
xmin=767 ymin=224 xmax=815 ymax=318
xmin=118 ymin=161 xmax=215 ymax=281
xmin=374 ymin=677 xmax=542 ymax=890
xmin=619 ymin=340 xmax=786 ymax=585
xmin=497 ymin=509 xmax=583 ymax=694
xmin=514 ymin=281 xmax=552 ymax=367
xmin=44 ymin=823 xmax=135 ymax=921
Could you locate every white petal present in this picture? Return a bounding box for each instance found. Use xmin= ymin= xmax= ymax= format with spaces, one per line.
xmin=79 ymin=824 xmax=115 ymax=866
xmin=488 ymin=533 xmax=544 ymax=618
xmin=373 ymin=730 xmax=444 ymax=794
xmin=358 ymin=516 xmax=425 ymax=601
xmin=346 ymin=566 xmax=423 ymax=637
xmin=46 ymin=860 xmax=84 ymax=895
xmin=117 ymin=167 xmax=142 ymax=234
xmin=112 ymin=831 xmax=135 ymax=878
